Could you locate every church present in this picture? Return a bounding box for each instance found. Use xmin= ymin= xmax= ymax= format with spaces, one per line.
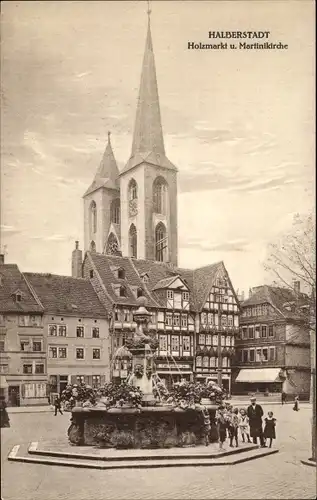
xmin=71 ymin=13 xmax=240 ymax=391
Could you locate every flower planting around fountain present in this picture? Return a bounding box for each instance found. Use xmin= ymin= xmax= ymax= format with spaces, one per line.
xmin=65 ymin=298 xmax=225 ymax=449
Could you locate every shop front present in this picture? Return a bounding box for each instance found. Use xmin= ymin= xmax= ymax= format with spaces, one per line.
xmin=233 ymin=367 xmax=284 ymax=395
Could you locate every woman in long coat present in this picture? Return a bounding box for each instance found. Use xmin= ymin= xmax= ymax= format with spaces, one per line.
xmin=0 ymin=396 xmax=10 ymax=428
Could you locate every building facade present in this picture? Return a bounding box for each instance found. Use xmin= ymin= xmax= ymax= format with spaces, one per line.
xmin=232 ymin=283 xmax=311 ymax=399
xmin=0 ymin=262 xmax=47 ymax=406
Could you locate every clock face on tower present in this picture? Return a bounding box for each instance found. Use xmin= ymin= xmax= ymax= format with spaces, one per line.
xmin=129 ymin=199 xmax=138 ymax=217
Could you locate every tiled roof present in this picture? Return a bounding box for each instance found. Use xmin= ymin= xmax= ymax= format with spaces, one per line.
xmin=242 ymin=285 xmax=310 ymax=320
xmin=84 ymin=137 xmax=120 ymax=197
xmin=86 ymin=253 xmax=226 ymax=311
xmin=0 ymin=264 xmax=43 ymax=313
xmin=24 ymin=273 xmax=107 ymax=318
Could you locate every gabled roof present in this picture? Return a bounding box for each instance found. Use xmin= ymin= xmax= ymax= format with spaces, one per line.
xmin=192 ymin=261 xmax=224 ymax=311
xmin=84 ymin=134 xmax=120 ymax=197
xmin=241 ymin=285 xmax=310 ymax=321
xmin=24 ymin=273 xmax=107 ymax=318
xmin=152 ymin=275 xmax=184 ymax=291
xmin=0 ymin=264 xmax=43 ymax=313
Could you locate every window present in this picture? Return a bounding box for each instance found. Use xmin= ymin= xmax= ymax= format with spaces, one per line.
xmin=181 ymin=314 xmax=188 ymax=327
xmin=171 ymin=335 xmax=179 ymax=351
xmin=256 ymin=348 xmax=262 ymax=362
xmin=58 ymin=325 xmax=67 ymax=337
xmin=268 ymin=325 xmax=274 ymax=337
xmin=119 ymin=286 xmax=127 ymax=297
xmin=262 ymin=348 xmax=268 ymax=361
xmin=199 ymin=334 xmax=205 ymax=345
xmin=155 ymin=222 xmax=167 ymax=262
xmin=256 ymin=305 xmax=262 ymax=316
xmin=18 ymin=315 xmax=28 ymax=326
xmin=242 ymin=327 xmax=248 ymax=339
xmin=128 ymin=178 xmax=138 ymax=200
xmin=248 ymin=326 xmax=254 ymax=339
xmin=196 ymin=356 xmax=202 ymax=367
xmin=183 ymin=336 xmax=190 ymax=351
xmin=92 ymin=375 xmax=101 ymax=388
xmin=92 ymin=327 xmax=100 ymax=338
xmin=247 ymin=308 xmax=252 ymax=317
xmin=201 ymin=312 xmax=207 ymax=325
xmin=243 ymin=350 xmax=248 ymax=363
xmin=261 ymin=325 xmax=267 ymax=338
xmin=225 ymin=336 xmax=231 ymax=346
xmin=0 ymin=341 xmax=4 ymax=352
xmin=76 ymin=348 xmax=84 ymax=359
xmin=93 ymin=348 xmax=101 ymax=360
xmin=153 ymin=177 xmax=167 ymax=214
xmin=129 ymin=224 xmax=137 ymax=258
xmin=221 ymin=315 xmax=227 ymax=327
xmin=117 ymin=268 xmax=125 ymax=279
xmin=173 ymin=314 xmax=180 ymax=327
xmin=165 ymin=313 xmax=173 ymax=326
xmin=212 ymin=335 xmax=218 ymax=346
xmin=137 ymin=288 xmax=143 ymax=298
xmin=255 ymin=325 xmax=260 ymax=339
xmin=207 ymin=313 xmax=213 ymax=325
xmin=222 ymin=357 xmax=227 ymax=368
xmin=33 ymin=341 xmax=42 ymax=352
xmin=20 ymin=340 xmax=30 ymax=351
xmin=23 ymin=364 xmax=33 ymax=374
xmin=206 ymin=334 xmax=212 ymax=345
xmin=30 ymin=315 xmax=41 ymax=327
xmin=249 ymin=348 xmax=255 ymax=362
xmin=182 ymin=291 xmax=189 ymax=301
xmin=262 ymin=304 xmax=268 ymax=315
xmin=77 ymin=376 xmax=85 ymax=384
xmin=49 ymin=325 xmax=56 ymax=336
xmin=106 ymin=233 xmax=120 ymax=255
xmin=203 ymin=356 xmax=209 ymax=368
xmin=49 ymin=347 xmax=57 ymax=358
xmin=90 ymin=241 xmax=96 ymax=252
xmin=221 ymin=335 xmax=225 ymax=346
xmin=159 ymin=335 xmax=167 ymax=350
xmin=59 ymin=347 xmax=67 ymax=359
xmin=209 ymin=357 xmax=215 ymax=367
xmin=77 ymin=326 xmax=84 ymax=338
xmin=35 ymin=364 xmax=44 ymax=374
xmin=269 ymin=346 xmax=276 ymax=361
xmin=228 ymin=316 xmax=233 ymax=327
xmin=90 ymin=201 xmax=97 ymax=233
xmin=110 ymin=198 xmax=120 ymax=224
xmin=0 ymin=364 xmax=8 ymax=373
xmin=167 ymin=290 xmax=174 ymax=300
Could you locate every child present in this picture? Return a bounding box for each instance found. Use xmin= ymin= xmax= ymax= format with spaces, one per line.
xmin=263 ymin=411 xmax=276 ymax=448
xmin=216 ymin=406 xmax=227 ymax=450
xmin=293 ymin=395 xmax=299 ymax=411
xmin=238 ymin=408 xmax=251 ymax=443
xmin=228 ymin=408 xmax=239 ymax=447
xmin=202 ymin=407 xmax=211 ymax=446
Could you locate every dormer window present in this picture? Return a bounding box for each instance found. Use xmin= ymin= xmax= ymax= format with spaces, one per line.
xmin=120 ymin=286 xmax=127 ymax=297
xmin=137 ymin=288 xmax=143 ymax=298
xmin=118 ymin=268 xmax=125 ymax=280
xmin=167 ymin=290 xmax=174 ymax=300
xmin=140 ymin=273 xmax=149 ymax=284
xmin=12 ymin=290 xmax=23 ymax=302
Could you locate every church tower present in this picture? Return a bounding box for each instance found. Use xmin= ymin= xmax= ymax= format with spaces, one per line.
xmin=83 ymin=132 xmax=121 ymax=254
xmin=119 ymin=11 xmax=178 ymax=265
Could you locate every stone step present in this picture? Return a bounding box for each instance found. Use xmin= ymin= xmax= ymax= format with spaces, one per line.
xmin=8 ymin=443 xmax=278 ymax=469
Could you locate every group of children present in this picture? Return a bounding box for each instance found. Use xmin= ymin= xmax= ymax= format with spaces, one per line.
xmin=202 ymin=402 xmax=276 ymax=449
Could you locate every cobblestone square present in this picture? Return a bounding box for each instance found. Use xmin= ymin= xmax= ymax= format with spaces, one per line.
xmin=1 ymin=403 xmax=316 ymax=500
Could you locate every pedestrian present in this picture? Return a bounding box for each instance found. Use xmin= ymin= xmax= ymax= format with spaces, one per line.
xmin=216 ymin=406 xmax=228 ymax=450
xmin=228 ymin=407 xmax=239 ymax=447
xmin=281 ymin=391 xmax=286 ymax=405
xmin=247 ymin=396 xmax=266 ymax=447
xmin=293 ymin=394 xmax=299 ymax=411
xmin=201 ymin=406 xmax=211 ymax=446
xmin=0 ymin=396 xmax=10 ymax=428
xmin=238 ymin=408 xmax=251 ymax=443
xmin=54 ymin=396 xmax=63 ymax=416
xmin=263 ymin=411 xmax=276 ymax=448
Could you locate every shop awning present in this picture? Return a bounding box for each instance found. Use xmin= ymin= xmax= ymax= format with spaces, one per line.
xmin=235 ymin=368 xmax=282 ymax=383
xmin=0 ymin=375 xmax=8 ymax=389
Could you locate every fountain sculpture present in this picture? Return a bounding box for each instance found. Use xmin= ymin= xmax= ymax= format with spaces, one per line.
xmin=68 ymin=297 xmax=218 ymax=449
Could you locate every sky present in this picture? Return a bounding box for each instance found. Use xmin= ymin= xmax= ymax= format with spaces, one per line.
xmin=0 ymin=0 xmax=315 ymax=295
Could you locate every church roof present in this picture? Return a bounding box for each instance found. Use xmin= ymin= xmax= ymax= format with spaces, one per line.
xmin=24 ymin=273 xmax=107 ymax=318
xmin=0 ymin=264 xmax=43 ymax=313
xmin=121 ymin=19 xmax=177 ymax=176
xmin=85 ymin=252 xmax=226 ymax=312
xmin=84 ymin=133 xmax=120 ymax=197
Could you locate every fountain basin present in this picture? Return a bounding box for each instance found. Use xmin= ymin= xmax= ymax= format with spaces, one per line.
xmin=68 ymin=405 xmax=218 ymax=449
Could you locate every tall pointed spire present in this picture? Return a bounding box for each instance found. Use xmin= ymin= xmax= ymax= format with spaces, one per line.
xmin=84 ymin=131 xmax=120 ymax=196
xmin=131 ymin=8 xmax=165 ymax=156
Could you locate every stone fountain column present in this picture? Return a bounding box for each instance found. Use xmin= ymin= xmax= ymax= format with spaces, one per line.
xmin=131 ymin=298 xmax=156 ymax=405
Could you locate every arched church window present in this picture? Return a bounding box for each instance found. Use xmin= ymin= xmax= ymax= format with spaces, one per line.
xmin=155 ymin=222 xmax=167 ymax=262
xmin=90 ymin=241 xmax=96 ymax=253
xmin=129 ymin=224 xmax=137 ymax=258
xmin=128 ymin=179 xmax=138 ymax=201
xmin=153 ymin=177 xmax=168 ymax=214
xmin=106 ymin=233 xmax=120 ymax=255
xmin=90 ymin=201 xmax=97 ymax=234
xmin=111 ymin=199 xmax=120 ymax=225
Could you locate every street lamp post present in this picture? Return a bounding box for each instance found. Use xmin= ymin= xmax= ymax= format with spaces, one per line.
xmin=310 ymin=329 xmax=316 ymax=462
xmin=217 ymin=307 xmax=223 ymax=388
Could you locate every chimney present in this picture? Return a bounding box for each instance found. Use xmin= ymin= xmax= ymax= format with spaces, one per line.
xmin=0 ymin=254 xmax=4 ymax=264
xmin=293 ymin=280 xmax=300 ymax=295
xmin=72 ymin=241 xmax=83 ymax=278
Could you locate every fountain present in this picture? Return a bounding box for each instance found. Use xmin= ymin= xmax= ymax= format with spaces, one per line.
xmin=68 ymin=297 xmax=218 ymax=448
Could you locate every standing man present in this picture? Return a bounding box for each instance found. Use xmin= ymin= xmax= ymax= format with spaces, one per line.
xmin=281 ymin=391 xmax=286 ymax=405
xmin=54 ymin=396 xmax=63 ymax=416
xmin=247 ymin=396 xmax=266 ymax=447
